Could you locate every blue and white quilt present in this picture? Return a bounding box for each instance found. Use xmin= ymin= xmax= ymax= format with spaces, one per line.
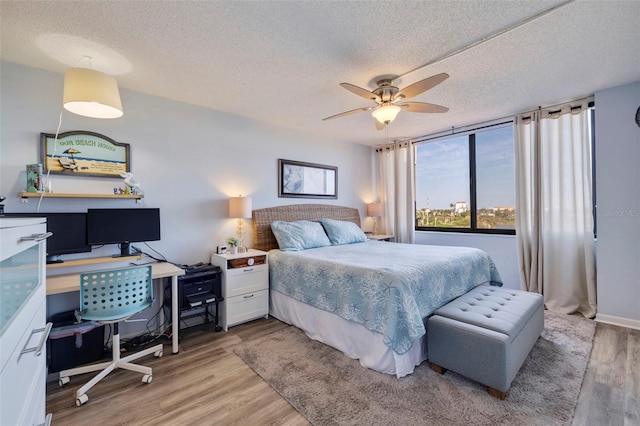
xmin=269 ymin=240 xmax=503 ymax=355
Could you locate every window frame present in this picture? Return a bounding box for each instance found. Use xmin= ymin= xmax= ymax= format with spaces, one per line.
xmin=414 ymin=121 xmax=516 ymax=236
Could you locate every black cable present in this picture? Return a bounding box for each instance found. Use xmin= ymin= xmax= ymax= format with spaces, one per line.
xmin=123 ymin=298 xmax=173 ymax=350
xmin=138 ymin=242 xmax=168 ymax=262
xmin=104 ymin=323 xmax=112 ymax=355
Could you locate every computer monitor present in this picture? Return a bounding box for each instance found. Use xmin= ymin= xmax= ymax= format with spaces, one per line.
xmin=4 ymin=212 xmax=91 ymax=263
xmin=86 ymin=208 xmax=161 ymax=257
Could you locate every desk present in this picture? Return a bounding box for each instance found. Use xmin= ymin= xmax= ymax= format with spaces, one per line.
xmin=47 ymin=262 xmax=185 ymax=354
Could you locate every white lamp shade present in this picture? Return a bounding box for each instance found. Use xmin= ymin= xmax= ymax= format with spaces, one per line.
xmin=229 ymin=196 xmax=252 ymax=218
xmin=366 ymin=202 xmax=383 ymax=217
xmin=371 ymin=104 xmax=401 ymax=124
xmin=63 ymin=68 xmax=123 ymax=119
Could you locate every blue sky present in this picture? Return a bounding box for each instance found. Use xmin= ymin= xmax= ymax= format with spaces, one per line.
xmin=415 ymin=126 xmax=515 ymax=210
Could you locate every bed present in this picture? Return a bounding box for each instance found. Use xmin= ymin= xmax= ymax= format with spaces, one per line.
xmin=252 ymin=204 xmax=503 ymax=378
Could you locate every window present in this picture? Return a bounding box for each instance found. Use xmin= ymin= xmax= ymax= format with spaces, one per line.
xmin=415 ymin=123 xmax=516 ymax=234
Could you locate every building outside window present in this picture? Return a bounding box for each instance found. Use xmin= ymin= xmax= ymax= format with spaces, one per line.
xmin=414 ymin=123 xmax=516 ymax=234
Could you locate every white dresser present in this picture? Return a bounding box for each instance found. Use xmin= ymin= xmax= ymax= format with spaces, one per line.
xmin=0 ymin=218 xmax=52 ymax=426
xmin=210 ymin=249 xmax=268 ymax=331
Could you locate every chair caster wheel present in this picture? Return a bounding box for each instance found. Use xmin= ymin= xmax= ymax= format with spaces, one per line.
xmin=142 ymin=374 xmax=153 ymax=384
xmin=76 ymin=394 xmax=88 ymax=406
xmin=154 ymin=350 xmax=163 ymax=358
xmin=59 ymin=376 xmax=70 ymax=387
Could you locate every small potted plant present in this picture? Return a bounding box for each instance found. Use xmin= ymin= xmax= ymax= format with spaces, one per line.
xmin=226 ymin=236 xmax=240 ymax=254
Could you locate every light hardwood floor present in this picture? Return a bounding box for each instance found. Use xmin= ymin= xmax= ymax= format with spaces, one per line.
xmin=573 ymin=322 xmax=640 ymax=426
xmin=46 ymin=318 xmax=639 ymax=426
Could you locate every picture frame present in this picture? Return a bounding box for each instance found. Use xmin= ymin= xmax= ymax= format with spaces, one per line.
xmin=278 ymin=159 xmax=337 ymax=199
xmin=40 ymin=131 xmax=131 ymax=178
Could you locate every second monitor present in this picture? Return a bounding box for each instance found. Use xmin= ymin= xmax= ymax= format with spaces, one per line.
xmin=87 ymin=208 xmax=161 ymax=257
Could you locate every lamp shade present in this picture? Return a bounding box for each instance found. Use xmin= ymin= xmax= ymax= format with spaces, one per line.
xmin=371 ymin=104 xmax=401 ymax=124
xmin=229 ymin=196 xmax=252 ymax=218
xmin=63 ymin=68 xmax=123 ymax=119
xmin=366 ymin=202 xmax=383 ymax=217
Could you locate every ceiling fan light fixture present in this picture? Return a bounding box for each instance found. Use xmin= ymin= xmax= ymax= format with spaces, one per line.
xmin=63 ymin=67 xmax=123 ymax=119
xmin=372 ymin=104 xmax=401 ymax=124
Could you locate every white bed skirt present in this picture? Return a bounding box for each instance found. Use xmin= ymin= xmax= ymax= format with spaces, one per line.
xmin=269 ymin=290 xmax=428 ymax=378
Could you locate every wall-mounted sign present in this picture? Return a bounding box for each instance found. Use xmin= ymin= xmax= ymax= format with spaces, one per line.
xmin=40 ymin=131 xmax=130 ymax=178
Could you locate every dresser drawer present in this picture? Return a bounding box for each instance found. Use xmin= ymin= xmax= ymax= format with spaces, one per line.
xmin=1 ymin=269 xmax=45 ymax=373
xmin=225 ymin=289 xmax=268 ymax=328
xmin=0 ymin=296 xmax=47 ymax=426
xmin=225 ymin=264 xmax=268 ymax=297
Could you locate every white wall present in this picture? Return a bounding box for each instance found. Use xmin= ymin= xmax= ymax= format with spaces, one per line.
xmin=415 ymin=232 xmax=519 ymax=290
xmin=1 ymin=61 xmax=373 ymax=264
xmin=1 ymin=61 xmax=373 ymax=323
xmin=594 ymin=81 xmax=640 ymax=328
xmin=4 ymin=62 xmax=637 ymax=328
xmin=415 ymin=82 xmax=640 ymax=328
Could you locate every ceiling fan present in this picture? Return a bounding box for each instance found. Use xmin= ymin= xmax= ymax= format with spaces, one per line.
xmin=323 ymin=72 xmax=450 ymax=130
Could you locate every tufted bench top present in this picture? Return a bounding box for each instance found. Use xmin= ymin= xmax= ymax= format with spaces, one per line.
xmin=433 ymin=286 xmax=543 ymax=342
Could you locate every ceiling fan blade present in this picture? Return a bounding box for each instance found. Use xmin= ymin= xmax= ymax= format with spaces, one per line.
xmin=340 ymin=83 xmax=380 ymax=102
xmin=322 ymin=106 xmax=373 ymax=121
xmin=399 ymin=102 xmax=449 ymax=113
xmin=375 ymin=119 xmax=385 ymax=131
xmin=394 ymin=73 xmax=449 ymax=101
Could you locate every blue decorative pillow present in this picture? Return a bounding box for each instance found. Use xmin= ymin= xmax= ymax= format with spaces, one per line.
xmin=320 ymin=218 xmax=367 ymax=245
xmin=271 ymin=220 xmax=331 ymax=251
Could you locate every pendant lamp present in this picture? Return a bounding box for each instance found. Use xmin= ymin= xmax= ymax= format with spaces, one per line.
xmin=63 ymin=68 xmax=123 ymax=119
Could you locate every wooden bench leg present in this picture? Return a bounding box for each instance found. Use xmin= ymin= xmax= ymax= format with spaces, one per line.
xmin=487 ymin=387 xmax=506 ymax=400
xmin=430 ymin=363 xmax=447 ymax=375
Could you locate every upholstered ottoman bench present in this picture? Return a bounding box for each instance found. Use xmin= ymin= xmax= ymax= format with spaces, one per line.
xmin=427 ymin=285 xmax=544 ymax=400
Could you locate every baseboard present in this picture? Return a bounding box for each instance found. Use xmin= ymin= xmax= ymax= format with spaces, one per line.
xmin=595 ymin=313 xmax=640 ymax=331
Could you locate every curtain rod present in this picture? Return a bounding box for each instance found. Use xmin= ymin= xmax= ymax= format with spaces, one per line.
xmin=411 ymin=95 xmax=594 ymax=145
xmin=398 ymin=0 xmax=575 ymax=80
xmin=410 ymin=116 xmax=513 ymax=144
xmin=519 ymin=96 xmax=595 ymax=119
xmin=375 ymin=140 xmax=410 ymax=152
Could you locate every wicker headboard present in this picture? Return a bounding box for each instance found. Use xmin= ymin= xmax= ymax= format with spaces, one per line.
xmin=252 ymin=204 xmax=361 ymax=252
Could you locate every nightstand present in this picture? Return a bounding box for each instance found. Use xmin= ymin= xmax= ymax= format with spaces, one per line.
xmin=368 ymin=234 xmax=395 ymax=242
xmin=210 ymin=249 xmax=268 ymax=331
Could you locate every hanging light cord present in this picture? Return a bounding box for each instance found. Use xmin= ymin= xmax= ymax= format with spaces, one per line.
xmin=36 ymin=55 xmax=92 ymax=211
xmin=72 ymin=55 xmax=93 ymax=69
xmin=385 ymin=123 xmax=389 ymax=146
xmin=36 ymin=110 xmax=63 ymax=213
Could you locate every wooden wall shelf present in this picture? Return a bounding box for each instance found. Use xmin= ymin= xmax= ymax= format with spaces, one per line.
xmin=19 ymin=192 xmax=143 ymax=202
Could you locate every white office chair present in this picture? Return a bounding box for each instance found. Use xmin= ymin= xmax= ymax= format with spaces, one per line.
xmin=58 ymin=265 xmax=164 ymax=406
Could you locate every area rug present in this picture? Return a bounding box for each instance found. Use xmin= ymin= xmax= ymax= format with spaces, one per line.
xmin=234 ymin=311 xmax=595 ymax=426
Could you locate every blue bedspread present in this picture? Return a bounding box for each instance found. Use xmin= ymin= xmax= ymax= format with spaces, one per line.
xmin=269 ymin=241 xmax=503 ymax=354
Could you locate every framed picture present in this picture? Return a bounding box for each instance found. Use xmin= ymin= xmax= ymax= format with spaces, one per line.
xmin=40 ymin=131 xmax=130 ymax=178
xmin=278 ymin=159 xmax=337 ymax=199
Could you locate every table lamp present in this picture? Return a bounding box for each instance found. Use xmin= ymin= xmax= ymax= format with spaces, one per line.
xmin=366 ymin=202 xmax=383 ymax=235
xmin=229 ymin=195 xmax=252 ymax=251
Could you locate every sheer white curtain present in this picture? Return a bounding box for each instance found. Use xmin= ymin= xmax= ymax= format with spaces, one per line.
xmin=515 ymin=97 xmax=596 ymax=318
xmin=376 ymin=141 xmax=415 ymax=244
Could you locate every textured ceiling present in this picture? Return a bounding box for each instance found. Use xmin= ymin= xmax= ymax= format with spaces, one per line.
xmin=1 ymin=0 xmax=639 ymax=146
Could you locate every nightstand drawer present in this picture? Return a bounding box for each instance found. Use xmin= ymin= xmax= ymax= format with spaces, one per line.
xmin=227 ymin=255 xmax=266 ymax=269
xmin=226 ymin=289 xmax=268 ymax=327
xmin=226 ymin=264 xmax=268 ymax=297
